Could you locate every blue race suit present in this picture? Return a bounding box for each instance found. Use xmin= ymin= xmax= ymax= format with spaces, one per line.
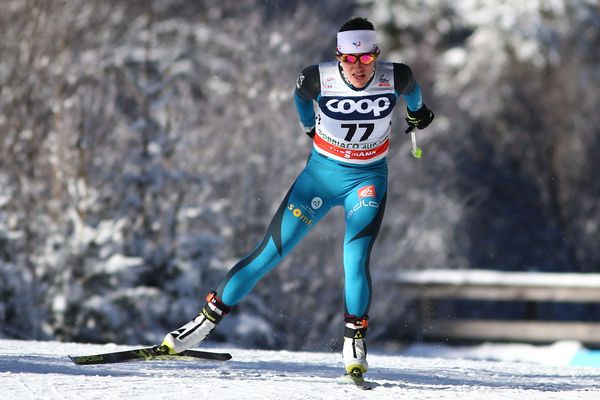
xmin=216 ymin=60 xmax=423 ymax=318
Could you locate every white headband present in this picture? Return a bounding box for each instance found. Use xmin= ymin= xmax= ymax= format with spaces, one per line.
xmin=337 ymin=30 xmax=378 ymax=54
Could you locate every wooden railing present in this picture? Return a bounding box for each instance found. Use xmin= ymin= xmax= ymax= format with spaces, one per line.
xmin=395 ymin=269 xmax=600 ymax=345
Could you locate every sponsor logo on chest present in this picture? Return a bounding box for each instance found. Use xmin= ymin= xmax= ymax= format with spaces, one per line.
xmin=378 ymin=74 xmax=391 ymax=87
xmin=319 ymin=94 xmax=396 ymax=121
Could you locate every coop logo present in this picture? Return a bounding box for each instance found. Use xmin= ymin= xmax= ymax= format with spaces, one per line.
xmin=326 ymin=97 xmax=390 ymax=117
xmin=288 ymin=204 xmax=313 ymax=226
xmin=321 ymin=94 xmax=395 ymax=120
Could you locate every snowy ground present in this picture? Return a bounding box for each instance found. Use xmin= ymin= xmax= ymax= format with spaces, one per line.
xmin=1 ymin=339 xmax=600 ymax=400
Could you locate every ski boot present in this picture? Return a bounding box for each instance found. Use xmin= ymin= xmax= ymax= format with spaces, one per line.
xmin=160 ymin=291 xmax=231 ymax=354
xmin=342 ymin=314 xmax=369 ymax=376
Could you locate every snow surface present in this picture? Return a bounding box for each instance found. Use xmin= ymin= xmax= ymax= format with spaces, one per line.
xmin=1 ymin=339 xmax=600 ymax=399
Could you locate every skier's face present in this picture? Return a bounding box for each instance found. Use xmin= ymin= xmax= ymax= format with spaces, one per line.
xmin=337 ymin=52 xmax=378 ymax=88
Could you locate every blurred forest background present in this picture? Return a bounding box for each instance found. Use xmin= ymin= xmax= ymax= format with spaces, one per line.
xmin=1 ymin=0 xmax=599 ymax=350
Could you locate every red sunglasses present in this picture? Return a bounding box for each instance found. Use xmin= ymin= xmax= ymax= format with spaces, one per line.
xmin=337 ymin=52 xmax=379 ymax=65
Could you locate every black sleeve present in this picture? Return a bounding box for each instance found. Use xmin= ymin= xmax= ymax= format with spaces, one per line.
xmin=295 ymin=64 xmax=321 ymax=101
xmin=393 ymin=63 xmax=417 ymax=95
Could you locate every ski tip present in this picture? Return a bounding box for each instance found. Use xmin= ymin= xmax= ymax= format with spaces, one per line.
xmin=68 ymin=355 xmax=87 ymax=365
xmin=68 ymin=353 xmax=108 ymax=365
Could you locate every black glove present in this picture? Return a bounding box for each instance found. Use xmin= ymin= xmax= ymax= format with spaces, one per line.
xmin=405 ymin=104 xmax=434 ymax=133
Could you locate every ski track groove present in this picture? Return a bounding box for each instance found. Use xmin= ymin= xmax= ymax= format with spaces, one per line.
xmin=14 ymin=373 xmax=40 ymax=400
xmin=9 ymin=371 xmax=68 ymax=400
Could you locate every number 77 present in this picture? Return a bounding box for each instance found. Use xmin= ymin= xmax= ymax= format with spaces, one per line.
xmin=341 ymin=123 xmax=375 ymax=142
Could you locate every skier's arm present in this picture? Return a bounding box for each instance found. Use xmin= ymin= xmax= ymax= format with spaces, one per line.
xmin=393 ymin=63 xmax=422 ymax=111
xmin=294 ymin=65 xmax=320 ymax=138
xmin=394 ymin=63 xmax=434 ymax=130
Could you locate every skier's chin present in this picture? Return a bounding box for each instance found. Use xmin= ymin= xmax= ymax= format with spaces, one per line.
xmin=351 ymin=74 xmax=368 ymax=88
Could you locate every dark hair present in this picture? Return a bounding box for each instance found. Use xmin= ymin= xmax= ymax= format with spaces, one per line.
xmin=338 ymin=17 xmax=375 ymax=32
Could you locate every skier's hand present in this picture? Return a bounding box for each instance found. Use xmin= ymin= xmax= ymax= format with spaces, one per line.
xmin=405 ymin=104 xmax=434 ymax=133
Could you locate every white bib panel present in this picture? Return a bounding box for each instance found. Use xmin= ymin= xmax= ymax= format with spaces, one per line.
xmin=314 ymin=61 xmax=397 ymax=164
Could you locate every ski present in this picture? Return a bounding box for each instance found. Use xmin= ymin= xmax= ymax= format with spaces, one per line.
xmin=342 ymin=367 xmax=373 ymax=390
xmin=69 ymin=345 xmax=232 ymax=365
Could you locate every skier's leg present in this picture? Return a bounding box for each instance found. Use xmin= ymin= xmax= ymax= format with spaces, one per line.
xmin=162 ymin=169 xmax=331 ymax=352
xmin=341 ymin=180 xmax=387 ymax=373
xmin=342 ymin=182 xmax=386 ymax=317
xmin=217 ymin=171 xmax=332 ymax=306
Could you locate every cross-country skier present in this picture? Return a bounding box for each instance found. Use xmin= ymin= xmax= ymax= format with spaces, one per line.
xmin=161 ymin=17 xmax=434 ymax=378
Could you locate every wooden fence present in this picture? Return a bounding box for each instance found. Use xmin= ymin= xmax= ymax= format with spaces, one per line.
xmin=394 ymin=269 xmax=600 ymax=345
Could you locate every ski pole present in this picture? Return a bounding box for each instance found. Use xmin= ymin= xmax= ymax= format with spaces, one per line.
xmin=405 ymin=125 xmax=422 ymax=159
